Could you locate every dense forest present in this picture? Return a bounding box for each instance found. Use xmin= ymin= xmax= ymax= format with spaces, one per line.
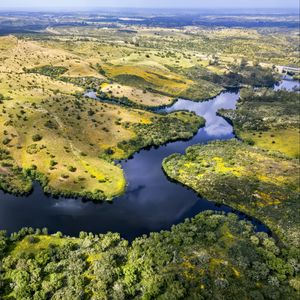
xmin=0 ymin=211 xmax=299 ymax=299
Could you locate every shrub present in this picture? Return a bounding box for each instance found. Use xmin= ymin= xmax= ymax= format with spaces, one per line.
xmin=27 ymin=236 xmax=39 ymax=244
xmin=67 ymin=166 xmax=77 ymax=172
xmin=32 ymin=134 xmax=43 ymax=142
xmin=2 ymin=137 xmax=11 ymax=145
xmin=245 ymin=138 xmax=255 ymax=145
xmin=50 ymin=160 xmax=57 ymax=167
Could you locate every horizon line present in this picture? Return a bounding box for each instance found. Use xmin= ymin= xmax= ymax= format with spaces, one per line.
xmin=0 ymin=6 xmax=299 ymax=9
xmin=0 ymin=7 xmax=299 ymax=12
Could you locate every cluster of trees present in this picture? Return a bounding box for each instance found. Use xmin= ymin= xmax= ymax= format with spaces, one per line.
xmin=62 ymin=76 xmax=105 ymax=91
xmin=219 ymin=88 xmax=299 ymax=131
xmin=118 ymin=112 xmax=205 ymax=157
xmin=0 ymin=211 xmax=298 ymax=299
xmin=0 ymin=148 xmax=32 ymax=195
xmin=25 ymin=65 xmax=68 ymax=78
xmin=184 ymin=64 xmax=277 ymax=89
xmin=179 ymin=79 xmax=223 ymax=101
xmin=96 ymin=91 xmax=164 ymax=110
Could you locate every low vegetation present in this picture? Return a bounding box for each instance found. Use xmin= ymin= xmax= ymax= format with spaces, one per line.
xmin=26 ymin=65 xmax=68 ymax=78
xmin=98 ymin=82 xmax=174 ymax=108
xmin=0 ymin=11 xmax=299 ymax=300
xmin=118 ymin=111 xmax=204 ymax=155
xmin=183 ymin=64 xmax=277 ymax=88
xmin=163 ymin=140 xmax=300 ymax=248
xmin=101 ymin=63 xmax=223 ymax=102
xmin=0 ymin=148 xmax=31 ymax=195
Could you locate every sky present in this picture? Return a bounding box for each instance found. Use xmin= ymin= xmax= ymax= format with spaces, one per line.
xmin=0 ymin=0 xmax=299 ymax=10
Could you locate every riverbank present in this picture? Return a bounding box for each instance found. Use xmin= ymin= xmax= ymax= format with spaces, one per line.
xmin=162 ymin=139 xmax=300 ymax=248
xmin=0 ymin=89 xmax=240 ymax=238
xmin=0 ymin=79 xmax=297 ymax=241
xmin=1 ymin=210 xmax=297 ymax=299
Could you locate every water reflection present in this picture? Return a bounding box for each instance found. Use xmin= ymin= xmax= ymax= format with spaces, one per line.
xmin=274 ymin=76 xmax=300 ymax=91
xmin=0 ymin=81 xmax=294 ymax=240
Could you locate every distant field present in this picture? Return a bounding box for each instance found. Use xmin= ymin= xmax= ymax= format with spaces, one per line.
xmin=239 ymin=128 xmax=300 ymax=158
xmin=102 ymin=63 xmax=191 ymax=97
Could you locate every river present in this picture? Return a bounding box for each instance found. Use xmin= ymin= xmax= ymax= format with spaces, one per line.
xmin=0 ymin=78 xmax=298 ymax=240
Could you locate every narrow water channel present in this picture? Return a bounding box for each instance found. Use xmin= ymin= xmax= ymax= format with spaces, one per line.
xmin=0 ymin=79 xmax=298 ymax=240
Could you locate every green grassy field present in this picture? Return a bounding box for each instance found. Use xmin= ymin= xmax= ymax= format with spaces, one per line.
xmin=0 ymin=92 xmax=203 ymax=199
xmin=0 ymin=28 xmax=297 ymax=202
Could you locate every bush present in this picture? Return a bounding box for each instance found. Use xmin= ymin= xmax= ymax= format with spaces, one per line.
xmin=50 ymin=160 xmax=58 ymax=167
xmin=245 ymin=138 xmax=255 ymax=145
xmin=67 ymin=166 xmax=77 ymax=172
xmin=27 ymin=236 xmax=39 ymax=244
xmin=32 ymin=134 xmax=43 ymax=142
xmin=2 ymin=137 xmax=11 ymax=145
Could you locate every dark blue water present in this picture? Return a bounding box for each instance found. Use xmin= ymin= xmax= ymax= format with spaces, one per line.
xmin=0 ymin=79 xmax=295 ymax=240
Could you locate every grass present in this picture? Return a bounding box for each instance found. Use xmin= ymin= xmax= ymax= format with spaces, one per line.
xmin=219 ymin=88 xmax=300 ymax=158
xmin=10 ymin=234 xmax=78 ymax=256
xmin=1 ymin=92 xmax=203 ymax=200
xmin=31 ymin=25 xmax=300 ymax=69
xmin=99 ymin=82 xmax=174 ymax=107
xmin=162 ymin=140 xmax=300 ymax=248
xmin=0 ymin=92 xmax=202 ymax=199
xmin=0 ymin=36 xmax=205 ymax=200
xmin=0 ymin=148 xmax=32 ymax=195
xmin=0 ymin=28 xmax=297 ymax=199
xmin=102 ymin=63 xmax=192 ymax=97
xmin=102 ymin=62 xmax=224 ymax=101
xmin=0 ymin=20 xmax=299 ymax=299
xmin=239 ymin=128 xmax=300 ymax=158
xmin=0 ymin=36 xmax=103 ymax=79
xmin=20 ymin=26 xmax=292 ymax=102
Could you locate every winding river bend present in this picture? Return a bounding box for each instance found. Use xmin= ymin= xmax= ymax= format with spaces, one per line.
xmin=0 ymin=78 xmax=299 ymax=240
